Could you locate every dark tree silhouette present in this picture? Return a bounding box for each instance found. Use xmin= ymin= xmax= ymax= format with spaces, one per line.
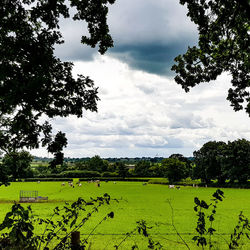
xmin=193 ymin=141 xmax=227 ymax=184
xmin=172 ymin=0 xmax=250 ymax=115
xmin=193 ymin=139 xmax=250 ymax=184
xmin=222 ymin=139 xmax=250 ymax=183
xmin=0 ymin=0 xmax=115 ymax=155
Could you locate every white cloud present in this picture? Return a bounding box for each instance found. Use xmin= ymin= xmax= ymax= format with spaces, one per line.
xmin=31 ymin=56 xmax=250 ymax=158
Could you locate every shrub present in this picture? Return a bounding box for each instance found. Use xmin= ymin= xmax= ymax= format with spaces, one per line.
xmin=59 ymin=170 xmax=101 ymax=178
xmin=148 ymin=178 xmax=169 ymax=185
xmin=79 ymin=177 xmax=151 ymax=182
xmin=101 ymin=172 xmax=119 ymax=177
xmin=23 ymin=178 xmax=73 ymax=182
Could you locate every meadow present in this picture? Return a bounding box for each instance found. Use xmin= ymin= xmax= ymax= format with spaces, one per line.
xmin=0 ymin=181 xmax=249 ymax=249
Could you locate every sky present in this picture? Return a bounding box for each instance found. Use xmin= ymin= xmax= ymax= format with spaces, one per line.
xmin=32 ymin=0 xmax=250 ymax=158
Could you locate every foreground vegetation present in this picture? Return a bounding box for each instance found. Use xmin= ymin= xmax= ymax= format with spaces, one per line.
xmin=0 ymin=181 xmax=249 ymax=249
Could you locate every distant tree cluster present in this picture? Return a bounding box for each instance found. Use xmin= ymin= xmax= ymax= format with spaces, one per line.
xmin=60 ymin=139 xmax=248 ymax=185
xmin=0 ymin=151 xmax=33 ymax=184
xmin=193 ymin=139 xmax=250 ymax=184
xmin=0 ymin=139 xmax=249 ymax=185
xmin=28 ymin=154 xmax=193 ymax=181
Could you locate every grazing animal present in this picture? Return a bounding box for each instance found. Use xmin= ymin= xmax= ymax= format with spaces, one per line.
xmin=37 ymin=181 xmax=40 ymax=184
xmin=176 ymin=186 xmax=180 ymax=190
xmin=169 ymin=185 xmax=175 ymax=189
xmin=78 ymin=183 xmax=82 ymax=187
xmin=61 ymin=182 xmax=65 ymax=186
xmin=113 ymin=182 xmax=116 ymax=184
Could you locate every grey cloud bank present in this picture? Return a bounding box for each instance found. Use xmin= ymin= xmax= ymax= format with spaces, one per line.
xmin=107 ymin=0 xmax=197 ymax=75
xmin=55 ymin=0 xmax=197 ymax=75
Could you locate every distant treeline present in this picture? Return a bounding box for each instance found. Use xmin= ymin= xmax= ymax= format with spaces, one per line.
xmin=0 ymin=139 xmax=249 ymax=187
xmin=33 ymin=156 xmax=186 ymax=164
xmin=31 ymin=139 xmax=250 ymax=185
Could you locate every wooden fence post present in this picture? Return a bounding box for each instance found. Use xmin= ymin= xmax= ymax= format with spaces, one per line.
xmin=71 ymin=231 xmax=80 ymax=249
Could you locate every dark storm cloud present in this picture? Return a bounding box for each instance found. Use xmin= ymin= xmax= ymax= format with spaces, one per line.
xmin=105 ymin=0 xmax=198 ymax=75
xmin=55 ymin=0 xmax=198 ymax=76
xmin=109 ymin=42 xmax=191 ymax=75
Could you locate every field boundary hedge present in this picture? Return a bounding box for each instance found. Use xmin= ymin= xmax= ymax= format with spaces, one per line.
xmin=200 ymin=182 xmax=250 ymax=189
xmin=59 ymin=170 xmax=101 ymax=178
xmin=79 ymin=177 xmax=150 ymax=182
xmin=22 ymin=178 xmax=73 ymax=182
xmin=21 ymin=177 xmax=250 ymax=188
xmin=22 ymin=177 xmax=150 ymax=182
xmin=148 ymin=178 xmax=250 ymax=189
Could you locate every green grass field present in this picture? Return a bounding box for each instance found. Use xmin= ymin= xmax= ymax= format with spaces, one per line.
xmin=0 ymin=181 xmax=249 ymax=249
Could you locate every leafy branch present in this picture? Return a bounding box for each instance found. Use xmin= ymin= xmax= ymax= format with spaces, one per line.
xmin=229 ymin=211 xmax=250 ymax=249
xmin=0 ymin=194 xmax=116 ymax=249
xmin=114 ymin=220 xmax=162 ymax=249
xmin=193 ymin=189 xmax=224 ymax=249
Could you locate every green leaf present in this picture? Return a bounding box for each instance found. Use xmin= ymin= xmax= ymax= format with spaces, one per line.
xmin=200 ymin=200 xmax=209 ymax=209
xmin=194 ymin=197 xmax=200 ymax=205
xmin=108 ymin=212 xmax=114 ymax=218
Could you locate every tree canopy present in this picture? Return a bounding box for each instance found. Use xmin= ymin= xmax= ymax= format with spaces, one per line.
xmin=161 ymin=158 xmax=187 ymax=183
xmin=193 ymin=141 xmax=227 ymax=184
xmin=172 ymin=0 xmax=250 ymax=115
xmin=1 ymin=150 xmax=33 ymax=181
xmin=0 ymin=0 xmax=115 ymax=154
xmin=222 ymin=139 xmax=250 ymax=183
xmin=193 ymin=139 xmax=250 ymax=184
xmin=134 ymin=160 xmax=151 ymax=177
xmin=87 ymin=155 xmax=108 ymax=172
